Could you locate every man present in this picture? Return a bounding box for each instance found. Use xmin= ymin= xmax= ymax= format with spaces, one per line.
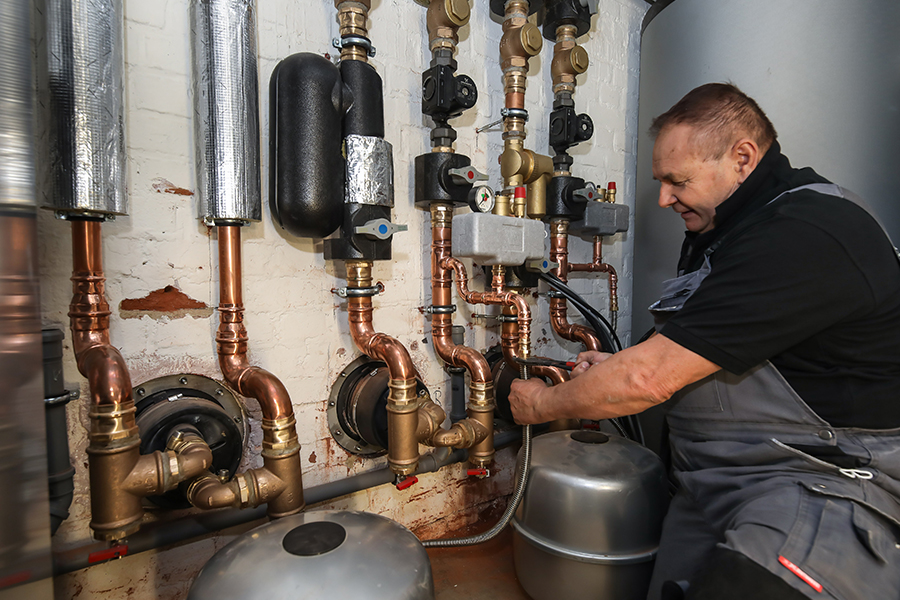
xmin=509 ymin=83 xmax=900 ymax=600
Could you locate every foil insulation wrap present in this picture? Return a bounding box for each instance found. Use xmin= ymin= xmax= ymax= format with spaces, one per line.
xmin=191 ymin=0 xmax=261 ymax=224
xmin=0 ymin=0 xmax=35 ymax=209
xmin=345 ymin=135 xmax=394 ymax=207
xmin=42 ymin=0 xmax=127 ymax=216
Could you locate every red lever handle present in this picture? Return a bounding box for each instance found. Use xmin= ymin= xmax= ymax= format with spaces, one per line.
xmin=467 ymin=468 xmax=490 ymax=478
xmin=396 ymin=476 xmax=418 ymax=490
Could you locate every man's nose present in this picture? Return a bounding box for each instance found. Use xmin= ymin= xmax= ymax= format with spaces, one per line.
xmin=658 ymin=184 xmax=676 ymax=208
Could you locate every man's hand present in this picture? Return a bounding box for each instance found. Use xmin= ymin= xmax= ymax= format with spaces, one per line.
xmin=571 ymin=351 xmax=612 ymax=378
xmin=509 ymin=377 xmax=551 ymax=424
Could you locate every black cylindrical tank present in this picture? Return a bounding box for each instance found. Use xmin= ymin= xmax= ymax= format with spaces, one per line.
xmin=269 ymin=53 xmax=346 ymax=238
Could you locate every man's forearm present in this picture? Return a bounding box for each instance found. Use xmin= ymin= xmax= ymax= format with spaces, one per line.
xmin=535 ymin=334 xmax=720 ymax=421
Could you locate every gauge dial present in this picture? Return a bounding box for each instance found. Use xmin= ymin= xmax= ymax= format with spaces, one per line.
xmin=469 ymin=185 xmax=495 ymax=213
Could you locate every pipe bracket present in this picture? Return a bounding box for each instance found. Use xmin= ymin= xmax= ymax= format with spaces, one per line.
xmin=425 ymin=305 xmax=457 ymax=315
xmin=333 ymin=282 xmax=385 ymax=298
xmin=333 ymin=36 xmax=376 ymax=57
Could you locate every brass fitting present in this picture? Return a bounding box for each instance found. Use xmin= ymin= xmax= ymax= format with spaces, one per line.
xmin=466 ymin=381 xmax=495 ymax=467
xmin=415 ymin=395 xmax=447 ymax=443
xmin=430 ymin=418 xmax=490 ymax=449
xmin=427 ymin=0 xmax=469 ymax=51
xmin=335 ymin=0 xmax=371 ymax=62
xmin=186 ymin=468 xmax=287 ymax=511
xmin=500 ymin=142 xmax=553 ymax=201
xmin=552 ymin=24 xmax=588 ymax=93
xmin=493 ymin=192 xmax=511 ymax=216
xmin=499 ymin=5 xmax=542 ymax=71
xmin=261 ymin=415 xmax=304 ymax=517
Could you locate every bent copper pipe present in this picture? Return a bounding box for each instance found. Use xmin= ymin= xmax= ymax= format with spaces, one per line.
xmin=216 ymin=225 xmax=304 ymax=518
xmin=549 ymin=220 xmax=602 ymax=351
xmin=70 ymin=220 xmax=212 ymax=540
xmin=345 ymin=260 xmax=421 ymax=478
xmin=430 ymin=204 xmax=496 ymax=466
xmin=442 ymin=256 xmax=531 ymax=362
xmin=568 ymin=234 xmax=619 ymax=316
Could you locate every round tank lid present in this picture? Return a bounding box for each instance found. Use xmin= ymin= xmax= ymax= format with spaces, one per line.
xmin=188 ymin=510 xmax=434 ymax=600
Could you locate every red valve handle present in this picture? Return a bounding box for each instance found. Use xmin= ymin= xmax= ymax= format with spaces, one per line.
xmin=467 ymin=468 xmax=490 ymax=478
xmin=88 ymin=543 xmax=129 ymax=564
xmin=396 ymin=476 xmax=418 ymax=490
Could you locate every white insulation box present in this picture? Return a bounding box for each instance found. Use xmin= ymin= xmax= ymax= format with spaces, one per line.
xmin=452 ymin=212 xmax=545 ymax=265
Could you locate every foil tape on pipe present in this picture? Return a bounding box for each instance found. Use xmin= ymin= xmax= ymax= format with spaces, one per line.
xmin=344 ymin=135 xmax=394 ymax=207
xmin=191 ymin=0 xmax=261 ymax=224
xmin=41 ymin=0 xmax=127 ymax=216
xmin=0 ymin=0 xmax=36 ymax=208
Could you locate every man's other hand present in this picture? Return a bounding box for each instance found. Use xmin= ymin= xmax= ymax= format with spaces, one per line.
xmin=571 ymin=351 xmax=612 ymax=378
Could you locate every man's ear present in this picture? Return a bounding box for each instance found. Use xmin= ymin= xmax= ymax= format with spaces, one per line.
xmin=731 ymin=137 xmax=761 ymax=183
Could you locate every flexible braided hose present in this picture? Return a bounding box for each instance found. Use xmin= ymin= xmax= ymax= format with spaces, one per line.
xmin=423 ymin=396 xmax=532 ymax=549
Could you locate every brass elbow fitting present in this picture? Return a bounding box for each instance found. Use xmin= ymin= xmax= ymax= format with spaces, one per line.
xmin=186 ymin=469 xmax=287 ymax=511
xmin=260 ymin=415 xmax=304 ymax=517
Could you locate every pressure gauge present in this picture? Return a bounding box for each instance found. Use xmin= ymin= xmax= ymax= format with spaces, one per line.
xmin=468 ymin=185 xmax=495 ymax=214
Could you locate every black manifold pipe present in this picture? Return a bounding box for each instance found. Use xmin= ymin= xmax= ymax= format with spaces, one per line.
xmin=269 ymin=53 xmax=347 ymax=239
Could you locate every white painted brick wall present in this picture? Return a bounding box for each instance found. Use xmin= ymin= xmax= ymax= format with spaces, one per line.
xmin=41 ymin=0 xmax=647 ymax=597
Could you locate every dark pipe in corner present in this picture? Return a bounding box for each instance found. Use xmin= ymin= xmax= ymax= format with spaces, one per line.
xmin=269 ymin=53 xmax=347 ymax=239
xmin=42 ymin=328 xmax=75 ymax=536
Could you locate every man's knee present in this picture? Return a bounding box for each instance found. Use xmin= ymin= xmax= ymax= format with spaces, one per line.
xmin=659 ymin=546 xmax=807 ymax=600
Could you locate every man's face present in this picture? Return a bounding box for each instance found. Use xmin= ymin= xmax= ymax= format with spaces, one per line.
xmin=652 ymin=124 xmax=743 ymax=234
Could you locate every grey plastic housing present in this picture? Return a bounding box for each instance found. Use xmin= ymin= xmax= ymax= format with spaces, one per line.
xmin=452 ymin=213 xmax=545 ymax=266
xmin=571 ymin=202 xmax=630 ymax=238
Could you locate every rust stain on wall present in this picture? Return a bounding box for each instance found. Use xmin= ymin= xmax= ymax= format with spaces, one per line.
xmin=151 ymin=177 xmax=194 ymax=196
xmin=120 ymin=285 xmax=213 ymax=320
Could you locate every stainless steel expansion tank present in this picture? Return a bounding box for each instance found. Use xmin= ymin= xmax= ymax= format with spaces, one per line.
xmin=512 ymin=430 xmax=668 ymax=600
xmin=188 ymin=510 xmax=435 ymax=600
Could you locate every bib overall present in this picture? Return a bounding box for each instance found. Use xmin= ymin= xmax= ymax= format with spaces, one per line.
xmin=646 ymin=185 xmax=900 ymax=600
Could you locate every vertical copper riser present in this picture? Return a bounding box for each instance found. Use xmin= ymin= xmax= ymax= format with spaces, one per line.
xmin=69 ymin=219 xmax=144 ymax=540
xmin=72 ymin=220 xmax=216 ymax=540
xmin=549 ymin=220 xmax=602 ymax=351
xmin=430 ymin=204 xmax=495 ymax=467
xmin=216 ymin=225 xmax=304 ymax=517
xmin=345 ymin=260 xmax=421 ymax=477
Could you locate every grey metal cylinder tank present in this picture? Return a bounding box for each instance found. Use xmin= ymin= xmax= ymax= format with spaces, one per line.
xmin=511 ymin=431 xmax=668 ymax=600
xmin=632 ymin=0 xmax=900 ymax=339
xmin=191 ymin=0 xmax=261 ymax=225
xmin=39 ymin=0 xmax=127 ymax=217
xmin=188 ymin=510 xmax=434 ymax=600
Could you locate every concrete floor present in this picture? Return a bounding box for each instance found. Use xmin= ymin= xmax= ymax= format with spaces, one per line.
xmin=426 ymin=517 xmax=532 ymax=599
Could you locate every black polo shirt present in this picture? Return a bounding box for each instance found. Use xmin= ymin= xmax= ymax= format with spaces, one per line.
xmin=660 ymin=143 xmax=900 ymax=428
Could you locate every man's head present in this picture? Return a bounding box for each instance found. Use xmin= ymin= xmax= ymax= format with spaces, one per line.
xmin=651 ymin=83 xmax=777 ymax=233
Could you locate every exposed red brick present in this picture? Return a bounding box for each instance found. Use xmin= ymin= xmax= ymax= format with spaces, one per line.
xmin=151 ymin=177 xmax=194 ymax=197
xmin=120 ymin=286 xmax=208 ymax=313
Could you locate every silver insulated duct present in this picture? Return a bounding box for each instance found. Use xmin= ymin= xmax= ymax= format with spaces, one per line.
xmin=42 ymin=0 xmax=127 ymax=217
xmin=191 ymin=0 xmax=261 ymax=225
xmin=0 ymin=0 xmax=36 ymax=210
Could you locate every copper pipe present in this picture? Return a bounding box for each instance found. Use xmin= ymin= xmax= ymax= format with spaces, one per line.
xmin=70 ymin=220 xmax=218 ymax=539
xmin=568 ymin=235 xmax=619 ymax=315
xmin=345 ymin=260 xmax=420 ymax=477
xmin=442 ymin=257 xmax=531 ymax=362
xmin=430 ymin=204 xmax=496 ymax=467
xmin=216 ymin=225 xmax=304 ymax=518
xmin=549 ymin=220 xmax=602 ymax=351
